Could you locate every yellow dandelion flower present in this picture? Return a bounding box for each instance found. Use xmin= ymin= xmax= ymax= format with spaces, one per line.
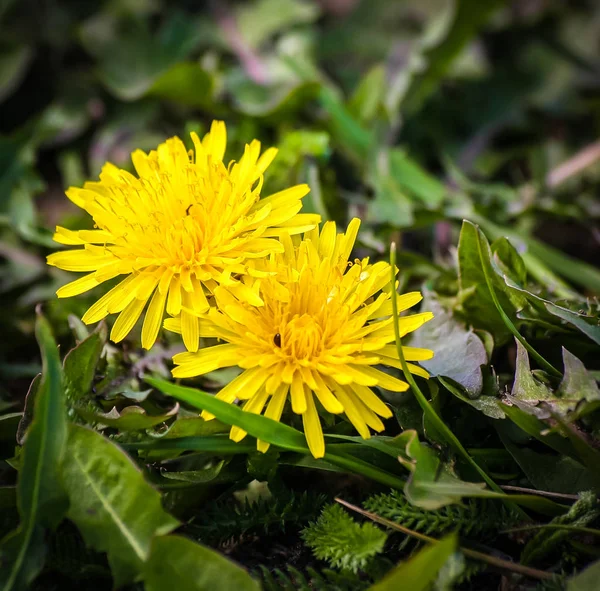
xmin=166 ymin=219 xmax=434 ymax=458
xmin=47 ymin=121 xmax=319 ymax=351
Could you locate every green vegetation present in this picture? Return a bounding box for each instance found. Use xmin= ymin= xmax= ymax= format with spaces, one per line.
xmin=1 ymin=0 xmax=600 ymax=589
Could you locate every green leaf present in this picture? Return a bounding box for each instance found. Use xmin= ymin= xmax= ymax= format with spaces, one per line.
xmin=368 ymin=533 xmax=457 ymax=591
xmin=402 ymin=0 xmax=504 ymax=113
xmin=558 ymin=348 xmax=600 ymax=406
xmin=472 ymin=215 xmax=600 ymax=294
xmin=148 ymin=62 xmax=215 ymax=108
xmin=236 ymin=0 xmax=319 ymax=49
xmin=458 ymin=220 xmax=515 ymax=343
xmin=61 ymin=424 xmax=179 ymax=586
xmin=84 ymin=13 xmax=203 ymax=101
xmin=348 ymin=64 xmax=386 ymax=124
xmin=318 ymin=86 xmax=373 ymax=162
xmin=63 ymin=325 xmax=106 ymax=403
xmin=499 ymin=443 xmax=599 ymax=495
xmin=389 ymin=149 xmax=446 ymax=208
xmin=491 ymin=237 xmax=527 ymax=286
xmin=567 ymin=559 xmax=600 ymax=591
xmin=499 ymin=404 xmax=580 ymax=460
xmin=412 ymin=293 xmax=488 ymax=396
xmin=143 ymin=534 xmax=260 ymax=591
xmin=521 ymin=491 xmax=600 ymax=565
xmin=0 ymin=313 xmax=68 ymax=591
xmin=0 ymin=44 xmax=33 ymax=103
xmin=397 ymin=430 xmax=487 ymax=510
xmin=146 ymin=377 xmax=310 ymax=453
xmin=500 ymin=275 xmax=600 ymax=346
xmin=439 ymin=376 xmax=504 ymax=420
xmin=77 ymin=404 xmax=179 ymax=431
xmin=510 ymin=340 xmax=554 ymax=404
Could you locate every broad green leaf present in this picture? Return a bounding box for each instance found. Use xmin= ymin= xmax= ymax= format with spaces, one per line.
xmin=458 ymin=220 xmax=515 ymax=343
xmin=77 ymin=404 xmax=179 ymax=431
xmin=567 ymin=559 xmax=600 ymax=591
xmin=143 ymin=534 xmax=260 ymax=591
xmin=61 ymin=424 xmax=179 ymax=586
xmin=148 ymin=63 xmax=215 ymax=108
xmin=368 ymin=534 xmax=457 ymax=591
xmin=146 ymin=377 xmax=309 ymax=453
xmin=439 ymin=376 xmax=504 ymax=420
xmin=397 ymin=430 xmax=486 ymax=510
xmin=0 ymin=314 xmax=67 ymax=591
xmin=230 ymin=78 xmax=320 ymax=118
xmin=499 ymin=441 xmax=599 ymax=495
xmin=63 ymin=325 xmax=106 ymax=403
xmin=83 ymin=13 xmax=203 ymax=101
xmin=500 ymin=404 xmax=580 ymax=460
xmin=412 ymin=294 xmax=488 ymax=396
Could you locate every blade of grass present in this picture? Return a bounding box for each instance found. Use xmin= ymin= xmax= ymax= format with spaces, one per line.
xmin=148 ymin=377 xmax=406 ymax=489
xmin=336 ymin=498 xmax=553 ymax=581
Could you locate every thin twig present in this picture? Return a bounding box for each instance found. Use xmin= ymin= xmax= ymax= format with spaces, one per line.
xmin=546 ymin=139 xmax=600 ymax=188
xmin=335 ymin=498 xmax=554 ymax=581
xmin=502 ymin=524 xmax=600 ymax=536
xmin=500 ymin=485 xmax=579 ymax=502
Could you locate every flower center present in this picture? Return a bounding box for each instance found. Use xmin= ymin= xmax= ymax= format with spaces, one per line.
xmin=279 ymin=314 xmax=324 ymax=360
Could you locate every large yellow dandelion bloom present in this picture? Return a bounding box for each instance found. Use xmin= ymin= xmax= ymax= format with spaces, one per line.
xmin=47 ymin=121 xmax=319 ymax=351
xmin=167 ymin=219 xmax=434 ymax=458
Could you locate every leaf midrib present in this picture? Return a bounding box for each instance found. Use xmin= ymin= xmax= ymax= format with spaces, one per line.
xmin=72 ymin=451 xmax=146 ymax=562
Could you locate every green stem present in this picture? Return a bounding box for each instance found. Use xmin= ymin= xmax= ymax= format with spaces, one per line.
xmin=389 ymin=244 xmax=515 ymax=503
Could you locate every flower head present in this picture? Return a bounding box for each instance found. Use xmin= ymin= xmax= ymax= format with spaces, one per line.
xmin=47 ymin=121 xmax=319 ymax=351
xmin=167 ymin=219 xmax=434 ymax=458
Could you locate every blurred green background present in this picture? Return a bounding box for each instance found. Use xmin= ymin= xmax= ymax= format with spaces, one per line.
xmin=1 ymin=0 xmax=599 ymax=396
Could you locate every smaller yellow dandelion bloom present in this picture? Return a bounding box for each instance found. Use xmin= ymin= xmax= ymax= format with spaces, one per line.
xmin=167 ymin=219 xmax=434 ymax=458
xmin=47 ymin=121 xmax=319 ymax=351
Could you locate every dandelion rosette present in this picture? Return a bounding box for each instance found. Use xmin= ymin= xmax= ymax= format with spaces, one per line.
xmin=47 ymin=121 xmax=319 ymax=351
xmin=167 ymin=219 xmax=434 ymax=458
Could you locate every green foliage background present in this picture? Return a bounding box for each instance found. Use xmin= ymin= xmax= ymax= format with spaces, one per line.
xmin=1 ymin=0 xmax=600 ymax=589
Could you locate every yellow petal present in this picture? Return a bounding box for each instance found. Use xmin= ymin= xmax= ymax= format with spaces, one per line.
xmin=180 ymin=306 xmax=199 ymax=353
xmin=291 ymin=372 xmax=306 ymax=414
xmin=110 ymin=298 xmax=146 ymax=343
xmin=56 ymin=273 xmax=99 ymax=298
xmin=141 ymin=287 xmax=167 ymax=349
xmin=333 ymin=384 xmax=370 ymax=439
xmin=303 ymin=390 xmax=325 ymax=458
